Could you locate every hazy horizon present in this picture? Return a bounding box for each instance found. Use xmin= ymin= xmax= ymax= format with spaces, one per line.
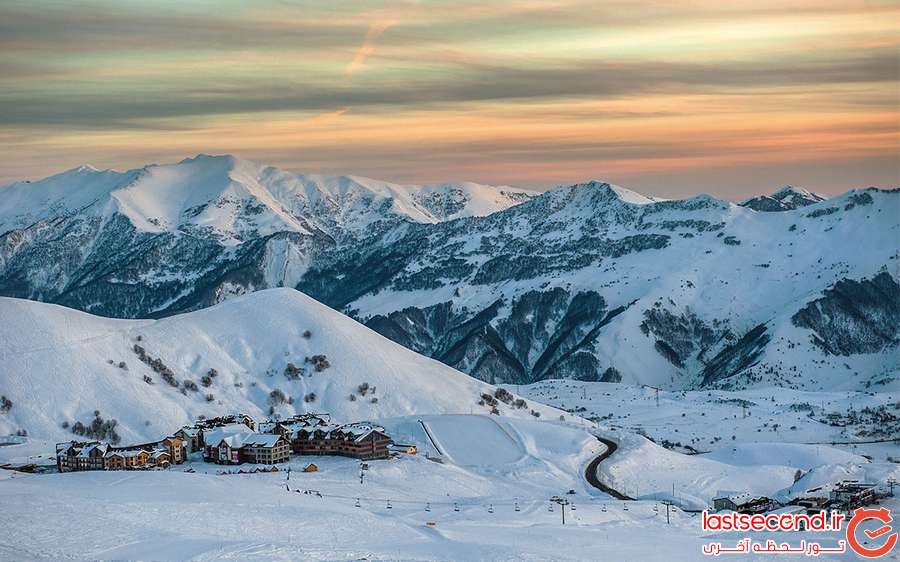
xmin=4 ymin=151 xmax=895 ymax=202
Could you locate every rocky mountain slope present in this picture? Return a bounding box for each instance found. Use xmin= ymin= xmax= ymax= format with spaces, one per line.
xmin=300 ymin=182 xmax=898 ymax=391
xmin=1 ymin=155 xmax=897 ymax=391
xmin=0 ymin=289 xmax=557 ymax=442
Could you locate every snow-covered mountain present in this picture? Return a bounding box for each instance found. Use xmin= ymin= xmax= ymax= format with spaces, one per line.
xmin=1 ymin=156 xmax=897 ymax=391
xmin=301 ymin=182 xmax=899 ymax=391
xmin=0 ymin=154 xmax=535 ymax=238
xmin=0 ymin=289 xmax=558 ymax=441
xmin=0 ymin=155 xmax=534 ymax=317
xmin=740 ymin=185 xmax=827 ymax=212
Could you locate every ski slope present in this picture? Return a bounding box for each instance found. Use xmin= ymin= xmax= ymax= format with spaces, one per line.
xmin=419 ymin=415 xmax=526 ymax=466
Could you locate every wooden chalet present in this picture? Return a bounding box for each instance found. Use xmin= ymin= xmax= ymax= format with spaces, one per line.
xmin=104 ymin=447 xmax=151 ymax=470
xmin=175 ymin=426 xmax=202 ymax=452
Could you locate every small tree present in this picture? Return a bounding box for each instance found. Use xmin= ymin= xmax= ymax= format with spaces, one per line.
xmin=307 ymin=355 xmax=330 ymax=372
xmin=0 ymin=396 xmax=12 ymax=413
xmin=494 ymin=388 xmax=513 ymax=404
xmin=284 ymin=363 xmax=304 ymax=380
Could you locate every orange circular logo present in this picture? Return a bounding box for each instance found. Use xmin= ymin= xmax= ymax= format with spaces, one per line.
xmin=846 ymin=507 xmax=898 ymax=558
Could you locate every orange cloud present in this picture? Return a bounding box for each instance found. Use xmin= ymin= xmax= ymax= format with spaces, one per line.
xmin=307 ymin=107 xmax=349 ymax=126
xmin=344 ymin=19 xmax=395 ymax=77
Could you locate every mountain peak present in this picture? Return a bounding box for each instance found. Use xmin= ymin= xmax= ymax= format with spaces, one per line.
xmin=740 ymin=185 xmax=827 ymax=212
xmin=178 ymin=153 xmax=238 ymax=165
xmin=565 ymin=179 xmax=658 ymax=205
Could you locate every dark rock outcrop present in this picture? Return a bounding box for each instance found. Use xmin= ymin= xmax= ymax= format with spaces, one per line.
xmin=792 ymin=272 xmax=900 ymax=355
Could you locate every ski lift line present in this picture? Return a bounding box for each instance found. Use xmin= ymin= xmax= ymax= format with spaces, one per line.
xmin=290 ymin=489 xmax=543 ymax=507
xmin=289 ymin=488 xmax=651 ymax=509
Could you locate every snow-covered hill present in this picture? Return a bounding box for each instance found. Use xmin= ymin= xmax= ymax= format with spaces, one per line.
xmin=0 ymin=289 xmax=558 ymax=442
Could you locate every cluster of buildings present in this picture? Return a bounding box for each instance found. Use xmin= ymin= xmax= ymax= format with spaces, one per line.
xmin=56 ymin=436 xmax=185 ymax=472
xmin=187 ymin=413 xmax=392 ymax=465
xmin=712 ymin=480 xmax=882 ymax=515
xmin=56 ymin=412 xmax=394 ymax=472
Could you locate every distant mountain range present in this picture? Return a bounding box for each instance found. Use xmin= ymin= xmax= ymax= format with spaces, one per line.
xmin=1 ymin=155 xmax=897 ymax=391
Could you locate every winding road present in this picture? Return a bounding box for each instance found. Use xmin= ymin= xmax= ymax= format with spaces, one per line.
xmin=584 ymin=436 xmax=634 ymax=500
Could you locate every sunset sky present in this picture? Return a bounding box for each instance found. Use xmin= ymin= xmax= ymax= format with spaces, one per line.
xmin=1 ymin=0 xmax=897 ymax=198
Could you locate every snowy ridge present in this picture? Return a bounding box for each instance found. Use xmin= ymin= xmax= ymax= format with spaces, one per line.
xmin=0 ymin=289 xmax=561 ymax=442
xmin=0 ymin=154 xmax=535 ymax=241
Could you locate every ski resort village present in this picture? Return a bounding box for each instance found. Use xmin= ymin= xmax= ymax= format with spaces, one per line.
xmin=55 ymin=413 xmax=393 ymax=473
